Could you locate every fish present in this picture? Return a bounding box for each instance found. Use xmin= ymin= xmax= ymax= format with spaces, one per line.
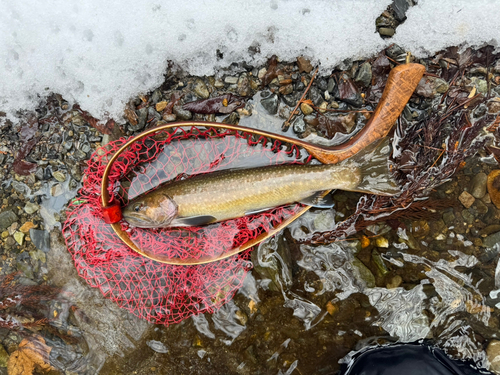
xmin=122 ymin=138 xmax=400 ymax=228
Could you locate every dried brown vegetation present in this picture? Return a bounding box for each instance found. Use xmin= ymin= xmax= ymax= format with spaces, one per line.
xmin=304 ymin=46 xmax=497 ymax=244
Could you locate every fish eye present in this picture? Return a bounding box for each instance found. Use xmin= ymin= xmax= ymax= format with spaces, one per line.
xmin=133 ymin=203 xmax=143 ymax=212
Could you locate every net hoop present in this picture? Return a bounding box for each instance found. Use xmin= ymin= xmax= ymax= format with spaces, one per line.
xmin=99 ymin=64 xmax=425 ymax=265
xmin=100 ymin=121 xmax=335 ymax=265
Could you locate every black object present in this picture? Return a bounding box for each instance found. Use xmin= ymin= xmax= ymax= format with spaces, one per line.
xmin=341 ymin=344 xmax=492 ymax=375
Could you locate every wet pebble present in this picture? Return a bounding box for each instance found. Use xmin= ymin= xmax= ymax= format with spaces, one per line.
xmin=378 ymin=27 xmax=395 ymax=37
xmin=481 ymin=231 xmax=500 ymax=248
xmin=292 ymin=116 xmax=306 ymax=134
xmin=278 ymin=84 xmax=293 ymax=95
xmin=162 ymin=113 xmax=176 ymax=122
xmin=386 ymin=275 xmax=403 ymax=289
xmin=51 ymin=184 xmax=64 ymax=197
xmin=352 ymin=258 xmax=375 ymax=288
xmin=375 ymin=237 xmax=389 ymax=248
xmin=43 ymin=166 xmax=53 ymax=179
xmin=470 ymin=172 xmax=487 ymax=198
xmin=461 ymin=209 xmax=475 ymax=224
xmin=309 ymin=86 xmax=323 ymax=107
xmin=237 ymin=75 xmax=252 ymax=96
xmin=52 ymin=170 xmax=66 ymax=182
xmin=327 ymin=77 xmax=336 ymax=94
xmin=442 ymin=210 xmax=455 ymax=225
xmin=224 ymin=76 xmax=239 ymax=85
xmin=393 ymin=0 xmax=411 ymax=21
xmin=75 ymin=149 xmax=87 ymax=160
xmin=260 ymin=94 xmax=279 ymax=115
xmin=479 ymin=225 xmax=500 ymax=237
xmin=411 ymin=220 xmax=430 ymax=239
xmin=296 ymin=56 xmax=313 ymax=73
xmin=458 ymin=191 xmax=475 ymax=208
xmin=151 ymin=89 xmax=162 ymax=104
xmin=300 ymin=102 xmax=314 ymax=115
xmin=0 ymin=210 xmax=19 ymax=230
xmin=385 ymin=44 xmax=406 ymax=62
xmin=281 ymin=94 xmax=297 ymax=107
xmin=487 ymin=100 xmax=500 ymax=114
xmin=487 ymin=340 xmax=500 ymax=374
xmin=30 ymin=229 xmax=50 ymax=253
xmin=214 ymin=79 xmax=224 ymax=88
xmin=5 ymin=236 xmax=15 ymax=248
xmin=193 ymin=78 xmax=210 ymax=99
xmin=13 ymin=231 xmax=24 ymax=246
xmin=355 ymin=62 xmax=372 ymax=87
xmin=135 ymin=107 xmax=148 ymax=131
xmin=173 ymin=105 xmax=192 ymax=120
xmin=19 ymin=222 xmax=35 ymax=233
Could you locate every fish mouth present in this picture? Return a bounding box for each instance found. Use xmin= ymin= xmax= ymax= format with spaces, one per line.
xmin=122 ymin=212 xmax=161 ymax=229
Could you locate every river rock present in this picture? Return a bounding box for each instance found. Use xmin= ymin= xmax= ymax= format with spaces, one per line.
xmin=173 ymin=105 xmax=192 ymax=120
xmin=224 ymin=76 xmax=239 ymax=85
xmin=352 ymin=258 xmax=375 ymax=288
xmin=355 ymin=62 xmax=372 ymax=87
xmin=487 ymin=170 xmax=500 ymax=209
xmin=278 ymin=84 xmax=293 ymax=96
xmin=309 ymin=86 xmax=323 ymax=107
xmin=19 ymin=222 xmax=35 ymax=233
xmin=14 ymin=231 xmax=24 ymax=246
xmin=386 ymin=275 xmax=403 ymax=289
xmin=458 ymin=191 xmax=475 ymax=208
xmin=487 ymin=340 xmax=500 ymax=374
xmin=292 ymin=116 xmax=306 ymax=134
xmin=482 ymin=231 xmax=500 ymax=248
xmin=0 ymin=210 xmax=18 ymax=230
xmin=296 ymin=56 xmax=313 ymax=73
xmin=300 ymin=102 xmax=314 ymax=115
xmin=393 ymin=0 xmax=411 ymax=21
xmin=52 ymin=170 xmax=67 ymax=182
xmin=479 ymin=225 xmax=500 ymax=237
xmin=193 ymin=78 xmax=210 ymax=99
xmin=260 ymin=94 xmax=279 ymax=115
xmin=379 ymin=27 xmax=395 ymax=37
xmin=30 ymin=229 xmax=50 ymax=253
xmin=470 ymin=172 xmax=487 ymax=198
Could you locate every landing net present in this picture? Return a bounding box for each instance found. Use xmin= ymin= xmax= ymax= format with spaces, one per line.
xmin=63 ymin=125 xmax=310 ymax=324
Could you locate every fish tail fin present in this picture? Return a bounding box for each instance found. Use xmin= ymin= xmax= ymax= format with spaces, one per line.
xmin=341 ymin=137 xmax=400 ymax=196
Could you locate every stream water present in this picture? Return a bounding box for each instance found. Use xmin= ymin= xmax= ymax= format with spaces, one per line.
xmin=36 ymin=98 xmax=500 ymax=374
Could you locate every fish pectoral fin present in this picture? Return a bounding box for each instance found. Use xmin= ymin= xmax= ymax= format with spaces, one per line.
xmin=170 ymin=215 xmax=217 ymax=227
xmin=245 ymin=207 xmax=274 ymax=216
xmin=299 ymin=191 xmax=335 ymax=208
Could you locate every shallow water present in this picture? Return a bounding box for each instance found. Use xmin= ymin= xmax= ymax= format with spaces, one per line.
xmin=34 ymin=106 xmax=500 ymax=374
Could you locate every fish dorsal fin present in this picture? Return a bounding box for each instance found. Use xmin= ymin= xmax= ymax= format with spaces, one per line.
xmin=170 ymin=215 xmax=217 ymax=227
xmin=299 ymin=191 xmax=335 ymax=208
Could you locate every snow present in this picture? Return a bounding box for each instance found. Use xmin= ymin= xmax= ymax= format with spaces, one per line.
xmin=0 ymin=0 xmax=498 ymax=122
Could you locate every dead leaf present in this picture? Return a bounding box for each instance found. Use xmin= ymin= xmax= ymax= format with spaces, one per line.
xmin=8 ymin=335 xmax=54 ymax=375
xmin=315 ymin=112 xmax=357 ymax=139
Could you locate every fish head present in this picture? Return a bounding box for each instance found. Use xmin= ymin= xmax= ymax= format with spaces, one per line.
xmin=122 ymin=193 xmax=178 ymax=228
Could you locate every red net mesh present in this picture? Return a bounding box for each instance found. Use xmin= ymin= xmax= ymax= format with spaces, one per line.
xmin=63 ymin=126 xmax=310 ymax=324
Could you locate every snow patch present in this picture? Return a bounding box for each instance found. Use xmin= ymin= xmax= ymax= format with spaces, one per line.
xmin=0 ymin=0 xmax=498 ymax=123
